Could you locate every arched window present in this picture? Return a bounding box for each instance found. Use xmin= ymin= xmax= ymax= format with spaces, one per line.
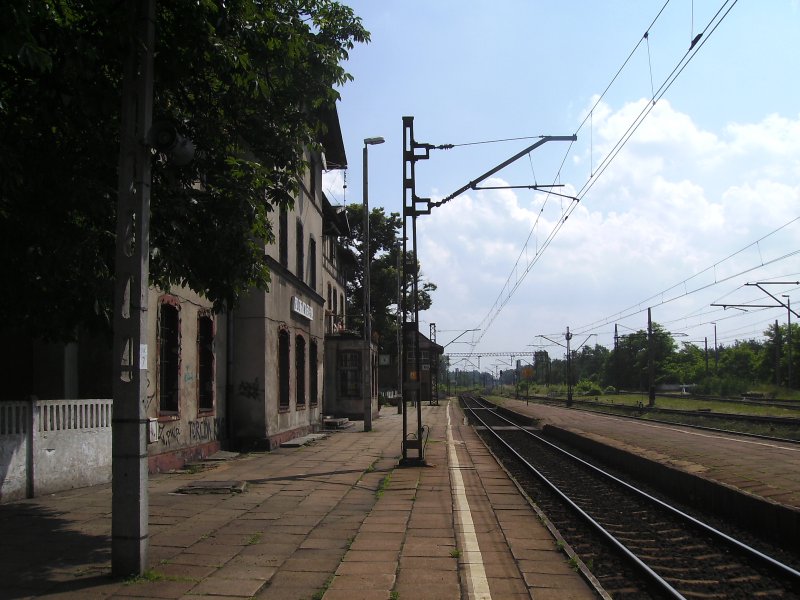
xmin=296 ymin=335 xmax=306 ymax=407
xmin=278 ymin=329 xmax=290 ymax=409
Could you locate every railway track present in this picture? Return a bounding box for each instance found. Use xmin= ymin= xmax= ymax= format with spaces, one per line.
xmin=460 ymin=394 xmax=800 ymax=599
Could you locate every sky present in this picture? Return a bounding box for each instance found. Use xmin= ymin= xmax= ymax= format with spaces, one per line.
xmin=322 ymin=1 xmax=800 ymax=369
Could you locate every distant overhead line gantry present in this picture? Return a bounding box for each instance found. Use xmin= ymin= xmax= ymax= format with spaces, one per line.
xmin=446 ymin=352 xmax=538 ymax=358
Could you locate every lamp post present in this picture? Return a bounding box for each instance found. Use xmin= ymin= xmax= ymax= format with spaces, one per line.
xmin=362 ymin=136 xmax=384 ymax=432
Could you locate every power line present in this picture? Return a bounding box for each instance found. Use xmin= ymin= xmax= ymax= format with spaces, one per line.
xmin=468 ymin=0 xmax=740 ymax=350
xmin=572 ymin=216 xmax=800 ymax=335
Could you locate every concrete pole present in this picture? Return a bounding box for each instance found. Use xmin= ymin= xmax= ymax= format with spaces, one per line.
xmin=396 ymin=243 xmax=403 ymax=413
xmin=112 ymin=0 xmax=154 ymax=576
xmin=647 ymin=308 xmax=655 ymax=406
xmin=784 ymin=296 xmax=792 ymax=388
xmin=362 ymin=143 xmax=372 ymax=432
xmin=362 ymin=137 xmax=384 ymax=431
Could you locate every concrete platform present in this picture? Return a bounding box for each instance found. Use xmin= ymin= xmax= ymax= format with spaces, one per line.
xmin=0 ymin=401 xmax=598 ymax=599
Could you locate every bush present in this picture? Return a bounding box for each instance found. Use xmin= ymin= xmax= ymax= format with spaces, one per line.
xmin=694 ymin=375 xmax=749 ymax=397
xmin=575 ymin=379 xmax=603 ymax=396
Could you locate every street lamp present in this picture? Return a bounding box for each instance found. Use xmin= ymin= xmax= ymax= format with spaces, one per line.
xmin=362 ymin=136 xmax=384 ymax=432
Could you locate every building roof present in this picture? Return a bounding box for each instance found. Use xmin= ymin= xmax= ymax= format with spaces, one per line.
xmin=318 ymin=103 xmax=347 ymax=170
xmin=405 ymin=327 xmax=445 ymax=355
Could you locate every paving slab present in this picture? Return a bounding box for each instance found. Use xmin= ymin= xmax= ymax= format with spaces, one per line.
xmin=1 ymin=402 xmax=600 ymax=600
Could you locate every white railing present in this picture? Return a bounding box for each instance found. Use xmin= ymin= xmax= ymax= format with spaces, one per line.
xmin=0 ymin=399 xmax=113 ymax=503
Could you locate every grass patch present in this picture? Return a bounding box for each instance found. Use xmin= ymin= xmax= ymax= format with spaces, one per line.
xmin=124 ymin=570 xmax=197 ymax=585
xmin=449 ymin=549 xmax=460 ymax=558
xmin=376 ymin=473 xmax=392 ymax=498
xmin=568 ymin=556 xmax=580 ymax=571
xmin=246 ymin=533 xmax=262 ymax=545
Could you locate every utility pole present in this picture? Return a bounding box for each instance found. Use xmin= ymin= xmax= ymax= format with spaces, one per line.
xmin=783 ymin=295 xmax=792 ymax=389
xmin=775 ymin=320 xmax=781 ymax=386
xmin=647 ymin=308 xmax=655 ymax=406
xmin=400 ymin=116 xmax=574 ymax=464
xmin=396 ymin=243 xmax=403 ymax=414
xmin=565 ymin=328 xmax=573 ymax=406
xmin=712 ymin=282 xmax=799 ymax=388
xmin=430 ymin=323 xmax=437 ymax=405
xmin=362 ymin=136 xmax=384 ymax=432
xmin=614 ymin=324 xmax=620 ymax=392
xmin=112 ymin=0 xmax=154 ymax=576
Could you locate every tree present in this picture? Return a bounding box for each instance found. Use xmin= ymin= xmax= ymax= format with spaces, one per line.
xmin=343 ymin=204 xmax=437 ymax=351
xmin=0 ymin=0 xmax=369 ymax=341
xmin=611 ymin=323 xmax=675 ymax=390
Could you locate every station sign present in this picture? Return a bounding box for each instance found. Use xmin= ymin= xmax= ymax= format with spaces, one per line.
xmin=291 ymin=296 xmax=314 ymax=321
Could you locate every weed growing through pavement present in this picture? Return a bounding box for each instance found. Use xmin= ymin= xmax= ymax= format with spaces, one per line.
xmin=390 ymin=591 xmax=400 ymax=600
xmin=124 ymin=570 xmax=197 ymax=585
xmin=376 ymin=473 xmax=392 ymax=498
xmin=246 ymin=533 xmax=262 ymax=545
xmin=311 ymin=575 xmax=335 ymax=600
xmin=568 ymin=556 xmax=580 ymax=571
xmin=449 ymin=549 xmax=461 ymax=558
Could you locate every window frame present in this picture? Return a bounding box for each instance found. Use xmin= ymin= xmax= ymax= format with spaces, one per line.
xmin=197 ymin=312 xmax=215 ymax=414
xmin=157 ymin=298 xmax=181 ymax=416
xmin=295 ymin=334 xmax=306 ymax=408
xmin=278 ymin=328 xmax=291 ymax=411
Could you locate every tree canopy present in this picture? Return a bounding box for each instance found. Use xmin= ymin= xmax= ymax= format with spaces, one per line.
xmin=343 ymin=204 xmax=437 ymax=351
xmin=472 ymin=322 xmax=800 ymax=397
xmin=0 ymin=0 xmax=368 ymax=341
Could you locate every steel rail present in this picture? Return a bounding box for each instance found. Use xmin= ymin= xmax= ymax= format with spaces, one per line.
xmin=461 ymin=395 xmax=685 ymax=599
xmin=464 ymin=395 xmax=800 ymax=587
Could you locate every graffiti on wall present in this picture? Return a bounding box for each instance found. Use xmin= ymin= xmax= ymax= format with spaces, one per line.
xmin=188 ymin=416 xmax=226 ymax=443
xmin=158 ymin=422 xmax=181 ymax=447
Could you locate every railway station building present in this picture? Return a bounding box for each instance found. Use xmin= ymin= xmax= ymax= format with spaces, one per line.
xmin=0 ymin=106 xmax=366 ymax=492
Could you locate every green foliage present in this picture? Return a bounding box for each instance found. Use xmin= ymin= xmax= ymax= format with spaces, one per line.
xmin=501 ymin=321 xmax=799 ymax=397
xmin=693 ymin=375 xmax=750 ymax=397
xmin=344 ymin=205 xmax=436 ymax=351
xmin=574 ymin=379 xmax=602 ymax=396
xmin=0 ymin=0 xmax=369 ymax=341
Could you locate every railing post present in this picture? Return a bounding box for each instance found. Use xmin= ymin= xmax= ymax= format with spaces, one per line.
xmin=26 ymin=397 xmax=37 ymax=499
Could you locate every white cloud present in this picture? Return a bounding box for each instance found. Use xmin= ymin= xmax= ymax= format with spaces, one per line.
xmin=414 ymin=99 xmax=800 ymax=350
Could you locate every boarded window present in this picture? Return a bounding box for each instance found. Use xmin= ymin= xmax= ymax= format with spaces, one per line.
xmin=296 ymin=335 xmax=306 ymax=407
xmin=279 ymin=207 xmax=288 ymax=268
xmin=159 ymin=302 xmax=180 ymax=413
xmin=338 ymin=350 xmax=361 ymax=398
xmin=197 ymin=314 xmax=214 ymax=412
xmin=309 ymin=237 xmax=317 ymax=290
xmin=310 ymin=340 xmax=319 ymax=406
xmin=296 ymin=220 xmax=304 ymax=280
xmin=279 ymin=329 xmax=290 ymax=409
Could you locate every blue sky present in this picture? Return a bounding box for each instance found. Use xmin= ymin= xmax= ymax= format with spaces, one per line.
xmin=324 ymin=1 xmax=800 ymax=365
